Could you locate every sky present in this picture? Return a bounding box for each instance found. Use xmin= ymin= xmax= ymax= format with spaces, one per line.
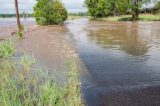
xmin=0 ymin=0 xmax=87 ymax=14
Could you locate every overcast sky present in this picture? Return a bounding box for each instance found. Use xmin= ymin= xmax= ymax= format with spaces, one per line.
xmin=0 ymin=0 xmax=86 ymax=13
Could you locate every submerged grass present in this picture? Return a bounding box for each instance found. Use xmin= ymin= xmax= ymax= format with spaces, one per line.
xmin=98 ymin=14 xmax=160 ymax=21
xmin=0 ymin=39 xmax=15 ymax=58
xmin=0 ymin=39 xmax=84 ymax=106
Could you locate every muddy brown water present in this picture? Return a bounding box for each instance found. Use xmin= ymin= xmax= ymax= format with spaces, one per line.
xmin=1 ymin=18 xmax=160 ymax=106
xmin=66 ymin=18 xmax=160 ymax=106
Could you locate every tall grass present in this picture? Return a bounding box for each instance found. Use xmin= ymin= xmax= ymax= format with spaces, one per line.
xmin=0 ymin=40 xmax=84 ymax=106
xmin=0 ymin=39 xmax=15 ymax=58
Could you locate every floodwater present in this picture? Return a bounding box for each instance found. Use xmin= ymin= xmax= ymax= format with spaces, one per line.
xmin=66 ymin=18 xmax=160 ymax=106
xmin=0 ymin=18 xmax=35 ymax=27
xmin=1 ymin=18 xmax=160 ymax=106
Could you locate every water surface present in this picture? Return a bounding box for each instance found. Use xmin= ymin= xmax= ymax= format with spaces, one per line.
xmin=66 ymin=18 xmax=160 ymax=106
xmin=1 ymin=18 xmax=160 ymax=106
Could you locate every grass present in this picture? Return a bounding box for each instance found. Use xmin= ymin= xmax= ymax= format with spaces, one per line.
xmin=0 ymin=39 xmax=15 ymax=58
xmin=0 ymin=39 xmax=84 ymax=106
xmin=97 ymin=14 xmax=160 ymax=21
xmin=68 ymin=15 xmax=83 ymax=20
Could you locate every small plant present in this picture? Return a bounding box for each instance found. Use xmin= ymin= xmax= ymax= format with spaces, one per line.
xmin=20 ymin=53 xmax=36 ymax=71
xmin=0 ymin=39 xmax=15 ymax=58
xmin=17 ymin=24 xmax=24 ymax=38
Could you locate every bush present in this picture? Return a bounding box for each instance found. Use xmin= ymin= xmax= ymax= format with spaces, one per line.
xmin=34 ymin=0 xmax=67 ymax=25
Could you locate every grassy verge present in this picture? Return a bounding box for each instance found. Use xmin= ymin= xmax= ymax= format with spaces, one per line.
xmin=96 ymin=14 xmax=160 ymax=21
xmin=0 ymin=39 xmax=84 ymax=106
xmin=68 ymin=15 xmax=83 ymax=20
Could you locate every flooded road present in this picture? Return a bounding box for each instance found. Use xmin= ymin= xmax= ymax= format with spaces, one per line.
xmin=66 ymin=18 xmax=160 ymax=106
xmin=1 ymin=18 xmax=160 ymax=106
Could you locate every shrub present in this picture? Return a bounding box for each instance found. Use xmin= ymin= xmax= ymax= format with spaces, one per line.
xmin=34 ymin=0 xmax=68 ymax=25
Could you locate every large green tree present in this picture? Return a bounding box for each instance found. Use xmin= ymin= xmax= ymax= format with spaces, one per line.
xmin=84 ymin=0 xmax=116 ymax=18
xmin=34 ymin=0 xmax=67 ymax=25
xmin=84 ymin=0 xmax=152 ymax=21
xmin=154 ymin=0 xmax=160 ymax=11
xmin=129 ymin=0 xmax=151 ymax=21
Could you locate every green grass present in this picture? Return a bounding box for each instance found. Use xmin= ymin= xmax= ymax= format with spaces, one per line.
xmin=0 ymin=39 xmax=15 ymax=58
xmin=0 ymin=39 xmax=84 ymax=106
xmin=98 ymin=14 xmax=160 ymax=21
xmin=68 ymin=15 xmax=83 ymax=20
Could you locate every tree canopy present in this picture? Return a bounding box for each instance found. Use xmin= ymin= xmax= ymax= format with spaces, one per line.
xmin=34 ymin=0 xmax=67 ymax=25
xmin=84 ymin=0 xmax=156 ymax=21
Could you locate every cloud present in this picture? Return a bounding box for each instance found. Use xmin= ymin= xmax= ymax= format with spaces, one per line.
xmin=0 ymin=0 xmax=86 ymax=13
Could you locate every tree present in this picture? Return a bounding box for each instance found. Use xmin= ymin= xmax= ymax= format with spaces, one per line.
xmin=154 ymin=1 xmax=160 ymax=11
xmin=129 ymin=0 xmax=152 ymax=21
xmin=14 ymin=0 xmax=21 ymax=31
xmin=84 ymin=0 xmax=152 ymax=21
xmin=115 ymin=0 xmax=152 ymax=21
xmin=84 ymin=0 xmax=115 ymax=18
xmin=34 ymin=0 xmax=67 ymax=25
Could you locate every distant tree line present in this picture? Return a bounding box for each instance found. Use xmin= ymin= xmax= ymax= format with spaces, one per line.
xmin=0 ymin=13 xmax=33 ymax=18
xmin=84 ymin=0 xmax=160 ymax=21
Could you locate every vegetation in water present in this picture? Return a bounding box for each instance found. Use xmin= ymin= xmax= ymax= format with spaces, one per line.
xmin=34 ymin=0 xmax=67 ymax=25
xmin=17 ymin=24 xmax=24 ymax=39
xmin=98 ymin=14 xmax=160 ymax=21
xmin=0 ymin=39 xmax=15 ymax=58
xmin=0 ymin=39 xmax=84 ymax=106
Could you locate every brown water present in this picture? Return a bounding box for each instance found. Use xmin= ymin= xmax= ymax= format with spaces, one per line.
xmin=1 ymin=18 xmax=160 ymax=106
xmin=66 ymin=18 xmax=160 ymax=106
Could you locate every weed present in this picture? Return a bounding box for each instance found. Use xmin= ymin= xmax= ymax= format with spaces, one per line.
xmin=17 ymin=24 xmax=24 ymax=38
xmin=0 ymin=39 xmax=15 ymax=58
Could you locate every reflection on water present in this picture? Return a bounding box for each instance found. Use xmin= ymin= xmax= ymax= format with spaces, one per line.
xmin=88 ymin=24 xmax=151 ymax=56
xmin=66 ymin=19 xmax=160 ymax=106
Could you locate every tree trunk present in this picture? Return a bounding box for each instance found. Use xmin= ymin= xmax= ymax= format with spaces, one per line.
xmin=132 ymin=11 xmax=139 ymax=22
xmin=15 ymin=0 xmax=21 ymax=31
xmin=132 ymin=0 xmax=139 ymax=22
xmin=111 ymin=0 xmax=116 ymax=16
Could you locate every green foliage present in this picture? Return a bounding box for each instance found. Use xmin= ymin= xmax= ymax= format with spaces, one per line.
xmin=84 ymin=0 xmax=152 ymax=21
xmin=154 ymin=1 xmax=160 ymax=12
xmin=84 ymin=0 xmax=132 ymax=18
xmin=84 ymin=0 xmax=111 ymax=18
xmin=34 ymin=0 xmax=67 ymax=25
xmin=65 ymin=59 xmax=84 ymax=106
xmin=0 ymin=39 xmax=15 ymax=58
xmin=20 ymin=54 xmax=35 ymax=71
